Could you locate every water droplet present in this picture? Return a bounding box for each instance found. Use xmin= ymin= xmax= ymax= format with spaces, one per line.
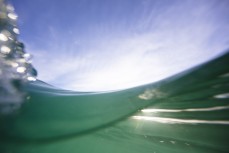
xmin=1 ymin=46 xmax=11 ymax=54
xmin=16 ymin=67 xmax=26 ymax=73
xmin=0 ymin=33 xmax=8 ymax=41
xmin=26 ymin=96 xmax=31 ymax=100
xmin=185 ymin=143 xmax=190 ymax=146
xmin=138 ymin=89 xmax=165 ymax=100
xmin=160 ymin=141 xmax=164 ymax=143
xmin=11 ymin=62 xmax=19 ymax=67
xmin=23 ymin=53 xmax=32 ymax=62
xmin=8 ymin=13 xmax=18 ymax=20
xmin=23 ymin=53 xmax=30 ymax=58
xmin=6 ymin=5 xmax=15 ymax=11
xmin=13 ymin=28 xmax=20 ymax=34
xmin=17 ymin=58 xmax=26 ymax=63
xmin=170 ymin=141 xmax=176 ymax=144
xmin=1 ymin=30 xmax=12 ymax=37
xmin=27 ymin=76 xmax=36 ymax=81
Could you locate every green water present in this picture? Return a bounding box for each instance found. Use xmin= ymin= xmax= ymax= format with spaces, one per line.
xmin=0 ymin=52 xmax=229 ymax=153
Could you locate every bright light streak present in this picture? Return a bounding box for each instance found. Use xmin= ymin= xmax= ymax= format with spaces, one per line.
xmin=141 ymin=105 xmax=229 ymax=113
xmin=132 ymin=116 xmax=229 ymax=125
xmin=214 ymin=93 xmax=229 ymax=99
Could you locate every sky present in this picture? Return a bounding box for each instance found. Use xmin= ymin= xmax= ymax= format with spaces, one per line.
xmin=9 ymin=0 xmax=229 ymax=91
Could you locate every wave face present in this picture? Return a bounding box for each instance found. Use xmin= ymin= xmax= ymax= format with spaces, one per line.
xmin=0 ymin=52 xmax=229 ymax=153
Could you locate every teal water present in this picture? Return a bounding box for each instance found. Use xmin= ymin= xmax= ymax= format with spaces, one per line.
xmin=1 ymin=0 xmax=229 ymax=152
xmin=0 ymin=52 xmax=229 ymax=153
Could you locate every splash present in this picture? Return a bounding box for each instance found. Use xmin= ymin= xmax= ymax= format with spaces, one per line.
xmin=0 ymin=0 xmax=37 ymax=114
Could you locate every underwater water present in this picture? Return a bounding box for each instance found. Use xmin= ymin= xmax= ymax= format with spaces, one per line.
xmin=0 ymin=52 xmax=229 ymax=153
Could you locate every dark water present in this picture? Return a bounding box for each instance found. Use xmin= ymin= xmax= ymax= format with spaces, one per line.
xmin=0 ymin=52 xmax=229 ymax=153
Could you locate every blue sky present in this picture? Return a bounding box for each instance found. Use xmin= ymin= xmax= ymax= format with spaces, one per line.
xmin=10 ymin=0 xmax=229 ymax=91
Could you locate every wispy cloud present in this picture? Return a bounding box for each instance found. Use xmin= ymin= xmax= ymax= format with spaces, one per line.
xmin=19 ymin=0 xmax=229 ymax=91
